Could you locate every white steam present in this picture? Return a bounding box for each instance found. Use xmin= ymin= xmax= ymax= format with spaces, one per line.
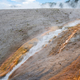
xmin=62 ymin=19 xmax=80 ymax=30
xmin=1 ymin=29 xmax=62 ymax=80
xmin=0 ymin=0 xmax=80 ymax=9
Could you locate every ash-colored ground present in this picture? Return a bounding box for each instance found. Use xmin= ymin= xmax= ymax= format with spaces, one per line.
xmin=0 ymin=9 xmax=80 ymax=65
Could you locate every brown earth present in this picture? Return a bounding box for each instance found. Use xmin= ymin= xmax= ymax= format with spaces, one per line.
xmin=49 ymin=56 xmax=80 ymax=80
xmin=8 ymin=25 xmax=80 ymax=80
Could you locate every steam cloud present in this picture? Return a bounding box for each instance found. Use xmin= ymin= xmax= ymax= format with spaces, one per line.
xmin=0 ymin=0 xmax=80 ymax=9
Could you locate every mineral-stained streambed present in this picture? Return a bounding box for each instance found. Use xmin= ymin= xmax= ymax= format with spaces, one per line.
xmin=0 ymin=9 xmax=80 ymax=80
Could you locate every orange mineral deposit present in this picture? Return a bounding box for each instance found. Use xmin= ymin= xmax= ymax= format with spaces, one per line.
xmin=0 ymin=38 xmax=38 ymax=77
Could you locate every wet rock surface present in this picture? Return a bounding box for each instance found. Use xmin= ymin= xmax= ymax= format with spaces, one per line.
xmin=0 ymin=9 xmax=80 ymax=80
xmin=9 ymin=25 xmax=80 ymax=80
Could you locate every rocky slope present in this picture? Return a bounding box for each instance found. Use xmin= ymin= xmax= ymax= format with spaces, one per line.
xmin=0 ymin=9 xmax=80 ymax=65
xmin=0 ymin=9 xmax=80 ymax=80
xmin=8 ymin=24 xmax=80 ymax=80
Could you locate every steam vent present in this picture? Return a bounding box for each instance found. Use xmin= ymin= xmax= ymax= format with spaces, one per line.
xmin=0 ymin=9 xmax=80 ymax=80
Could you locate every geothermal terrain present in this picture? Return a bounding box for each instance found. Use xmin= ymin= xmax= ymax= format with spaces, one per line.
xmin=0 ymin=9 xmax=80 ymax=80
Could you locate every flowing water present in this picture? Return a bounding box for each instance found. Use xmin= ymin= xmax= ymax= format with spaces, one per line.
xmin=1 ymin=20 xmax=80 ymax=80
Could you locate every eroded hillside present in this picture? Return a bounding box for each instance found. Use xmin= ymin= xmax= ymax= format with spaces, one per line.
xmin=0 ymin=19 xmax=80 ymax=80
xmin=0 ymin=9 xmax=80 ymax=65
xmin=0 ymin=9 xmax=80 ymax=80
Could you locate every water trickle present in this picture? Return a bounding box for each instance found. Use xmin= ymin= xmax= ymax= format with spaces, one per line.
xmin=0 ymin=29 xmax=62 ymax=80
xmin=1 ymin=19 xmax=80 ymax=80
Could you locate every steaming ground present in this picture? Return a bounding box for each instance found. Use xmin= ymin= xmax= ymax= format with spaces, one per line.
xmin=1 ymin=0 xmax=80 ymax=9
xmin=0 ymin=9 xmax=80 ymax=65
xmin=8 ymin=23 xmax=80 ymax=80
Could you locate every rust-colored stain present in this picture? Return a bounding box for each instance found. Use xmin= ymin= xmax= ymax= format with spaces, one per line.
xmin=49 ymin=56 xmax=80 ymax=80
xmin=49 ymin=24 xmax=80 ymax=80
xmin=0 ymin=38 xmax=38 ymax=77
xmin=0 ymin=25 xmax=80 ymax=78
xmin=49 ymin=24 xmax=80 ymax=55
xmin=0 ymin=26 xmax=57 ymax=77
